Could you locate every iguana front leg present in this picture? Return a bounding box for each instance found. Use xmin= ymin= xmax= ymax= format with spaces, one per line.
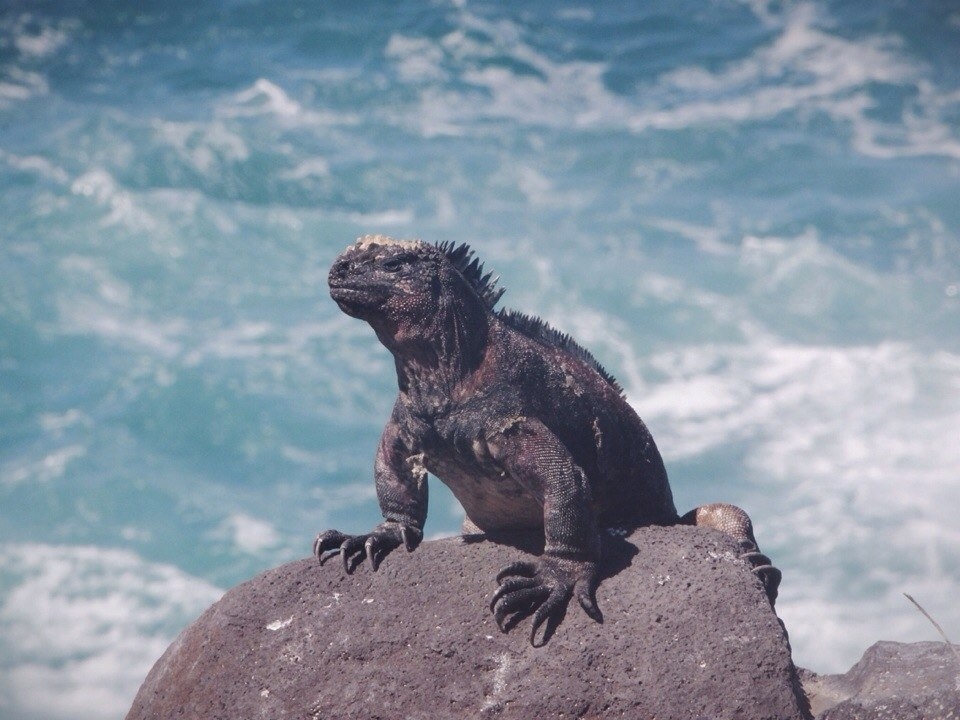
xmin=486 ymin=417 xmax=603 ymax=645
xmin=314 ymin=406 xmax=427 ymax=573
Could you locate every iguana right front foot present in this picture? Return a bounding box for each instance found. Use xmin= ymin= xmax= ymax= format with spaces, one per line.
xmin=314 ymin=521 xmax=422 ymax=573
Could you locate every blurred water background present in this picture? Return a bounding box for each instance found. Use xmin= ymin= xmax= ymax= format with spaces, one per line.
xmin=2 ymin=1 xmax=959 ymax=717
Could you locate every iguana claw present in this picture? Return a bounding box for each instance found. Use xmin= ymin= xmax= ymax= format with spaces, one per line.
xmin=739 ymin=548 xmax=782 ymax=605
xmin=313 ymin=522 xmax=423 ymax=574
xmin=491 ymin=556 xmax=601 ymax=646
xmin=314 ymin=529 xmax=349 ymax=565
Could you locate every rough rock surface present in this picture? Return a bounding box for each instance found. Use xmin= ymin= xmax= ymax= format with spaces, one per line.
xmin=126 ymin=525 xmax=808 ymax=720
xmin=802 ymin=641 xmax=960 ymax=719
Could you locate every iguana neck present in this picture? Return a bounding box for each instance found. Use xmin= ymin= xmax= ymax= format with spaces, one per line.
xmin=386 ymin=292 xmax=491 ymax=414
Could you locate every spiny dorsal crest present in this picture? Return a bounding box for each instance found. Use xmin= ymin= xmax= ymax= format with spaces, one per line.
xmin=497 ymin=310 xmax=624 ymax=395
xmin=437 ymin=239 xmax=621 ymax=394
xmin=436 ymin=240 xmax=505 ymax=309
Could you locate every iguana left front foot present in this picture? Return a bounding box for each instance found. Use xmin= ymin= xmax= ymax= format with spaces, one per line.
xmin=491 ymin=555 xmax=602 ymax=646
xmin=737 ymin=539 xmax=782 ymax=605
xmin=681 ymin=504 xmax=782 ymax=606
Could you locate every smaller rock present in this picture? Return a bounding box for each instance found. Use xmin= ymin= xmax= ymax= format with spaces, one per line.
xmin=802 ymin=641 xmax=960 ymax=719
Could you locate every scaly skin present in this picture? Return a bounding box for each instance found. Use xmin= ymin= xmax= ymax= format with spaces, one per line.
xmin=314 ymin=235 xmax=780 ymax=645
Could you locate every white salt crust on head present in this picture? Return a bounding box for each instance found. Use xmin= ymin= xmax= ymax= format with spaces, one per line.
xmin=350 ymin=234 xmax=425 ymax=252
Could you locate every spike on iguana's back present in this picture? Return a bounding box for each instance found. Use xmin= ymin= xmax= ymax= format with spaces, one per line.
xmin=436 ymin=240 xmax=505 ymax=309
xmin=497 ymin=309 xmax=624 ymax=395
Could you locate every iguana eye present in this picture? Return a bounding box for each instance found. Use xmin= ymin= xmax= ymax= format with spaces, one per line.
xmin=381 ymin=256 xmax=406 ymax=273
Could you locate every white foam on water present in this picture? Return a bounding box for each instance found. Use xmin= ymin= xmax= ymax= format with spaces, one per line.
xmin=848 ymin=84 xmax=960 ymax=161
xmin=151 ymin=119 xmax=251 ymax=177
xmin=379 ymin=2 xmax=960 ymax=162
xmin=632 ymin=2 xmax=916 ymax=128
xmin=346 ymin=208 xmax=415 ymax=226
xmin=209 ymin=513 xmax=283 ymax=555
xmin=0 ymin=150 xmax=70 ymax=184
xmin=70 ymin=169 xmax=161 ymax=232
xmin=381 ymin=11 xmax=631 ymax=136
xmin=644 ymin=217 xmax=735 ymax=257
xmin=0 ymin=13 xmax=67 ymax=108
xmin=5 ymin=13 xmax=72 ymax=59
xmin=0 ymin=544 xmax=222 ymax=720
xmin=385 ymin=35 xmax=448 ymax=83
xmin=182 ymin=320 xmax=276 ymax=365
xmin=38 ymin=409 xmax=91 ymax=434
xmin=1 ymin=444 xmax=87 ymax=489
xmin=635 ymin=2 xmax=960 ymax=160
xmin=57 ymin=291 xmax=186 ymax=360
xmin=0 ymin=68 xmax=48 ymax=106
xmin=229 ymin=78 xmax=302 ymax=118
xmin=646 ymin=343 xmax=960 ymax=673
xmin=280 ymin=156 xmax=331 ymax=181
xmin=218 ymin=78 xmax=359 ymax=128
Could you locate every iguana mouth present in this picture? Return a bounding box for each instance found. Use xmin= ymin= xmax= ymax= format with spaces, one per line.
xmin=329 ymin=283 xmax=393 ymax=317
xmin=330 ymin=284 xmax=373 ymax=306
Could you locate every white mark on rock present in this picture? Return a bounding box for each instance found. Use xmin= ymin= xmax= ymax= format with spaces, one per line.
xmin=362 ymin=597 xmax=374 ymax=604
xmin=260 ymin=689 xmax=270 ymax=698
xmin=481 ymin=652 xmax=511 ymax=711
xmin=266 ymin=616 xmax=294 ymax=631
xmin=322 ymin=591 xmax=341 ymax=609
xmin=708 ymin=549 xmax=739 ymax=563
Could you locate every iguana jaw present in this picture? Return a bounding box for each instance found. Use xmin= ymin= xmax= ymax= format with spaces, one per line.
xmin=327 ymin=236 xmax=422 ymax=319
xmin=328 ymin=280 xmax=388 ymax=317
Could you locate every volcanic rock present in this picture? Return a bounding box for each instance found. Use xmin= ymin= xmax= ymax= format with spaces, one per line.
xmin=126 ymin=525 xmax=809 ymax=720
xmin=803 ymin=640 xmax=960 ymax=719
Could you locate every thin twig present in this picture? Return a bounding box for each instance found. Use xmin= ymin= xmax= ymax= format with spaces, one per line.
xmin=904 ymin=593 xmax=960 ymax=668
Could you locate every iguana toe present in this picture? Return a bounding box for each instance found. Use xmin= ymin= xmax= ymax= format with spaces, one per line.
xmin=751 ymin=564 xmax=782 ymax=605
xmin=496 ymin=560 xmax=537 ymax=583
xmin=529 ymin=587 xmax=570 ymax=646
xmin=313 ymin=522 xmax=418 ymax=574
xmin=339 ymin=535 xmax=369 ymax=573
xmin=739 ymin=549 xmax=782 ymax=605
xmin=314 ymin=529 xmax=349 ymax=565
xmin=493 ymin=586 xmax=551 ymax=633
xmin=490 ymin=576 xmax=540 ymax=612
xmin=576 ymin=584 xmax=603 ymax=623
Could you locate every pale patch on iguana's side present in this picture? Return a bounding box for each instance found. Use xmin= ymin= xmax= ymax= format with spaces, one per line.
xmin=315 ymin=236 xmax=780 ymax=645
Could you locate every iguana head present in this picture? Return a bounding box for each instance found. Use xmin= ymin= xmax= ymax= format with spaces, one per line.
xmin=328 ymin=235 xmax=502 ymax=355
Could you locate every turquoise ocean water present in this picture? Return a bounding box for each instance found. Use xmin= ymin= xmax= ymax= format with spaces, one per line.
xmin=2 ymin=1 xmax=960 ymax=717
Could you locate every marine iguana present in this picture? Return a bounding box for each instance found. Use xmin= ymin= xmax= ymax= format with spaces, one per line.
xmin=315 ymin=235 xmax=781 ymax=644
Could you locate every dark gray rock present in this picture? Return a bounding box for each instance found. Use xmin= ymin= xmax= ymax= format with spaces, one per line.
xmin=802 ymin=641 xmax=960 ymax=719
xmin=126 ymin=525 xmax=808 ymax=720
